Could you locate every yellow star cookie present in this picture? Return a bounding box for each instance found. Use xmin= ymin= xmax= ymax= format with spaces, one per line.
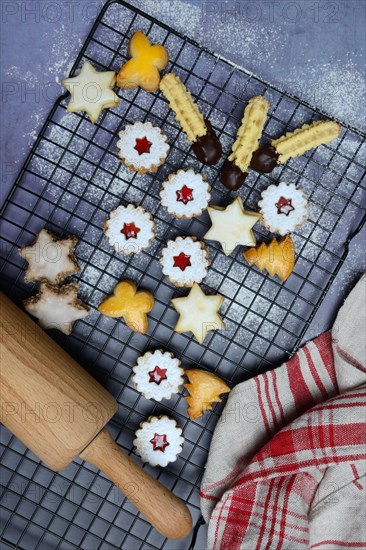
xmin=204 ymin=196 xmax=260 ymax=256
xmin=62 ymin=61 xmax=120 ymax=124
xmin=171 ymin=283 xmax=225 ymax=344
xmin=117 ymin=32 xmax=169 ymax=92
xmin=98 ymin=280 xmax=154 ymax=334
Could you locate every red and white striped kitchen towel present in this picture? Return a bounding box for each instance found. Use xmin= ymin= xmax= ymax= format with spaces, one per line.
xmin=201 ymin=275 xmax=366 ymax=550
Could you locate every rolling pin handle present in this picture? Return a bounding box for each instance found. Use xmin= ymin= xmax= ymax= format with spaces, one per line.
xmin=80 ymin=428 xmax=192 ymax=540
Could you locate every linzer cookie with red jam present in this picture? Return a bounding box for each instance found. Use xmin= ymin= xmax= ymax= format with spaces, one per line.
xmin=160 ymin=236 xmax=209 ymax=287
xmin=160 ymin=73 xmax=222 ymax=165
xmin=251 ymin=120 xmax=341 ymax=173
xmin=132 ymin=350 xmax=184 ymax=401
xmin=221 ymin=96 xmax=270 ymax=191
xmin=117 ymin=121 xmax=170 ymax=174
xmin=258 ymin=182 xmax=309 ymax=235
xmin=133 ymin=415 xmax=184 ymax=467
xmin=104 ymin=204 xmax=155 ymax=255
xmin=160 ymin=169 xmax=211 ymax=219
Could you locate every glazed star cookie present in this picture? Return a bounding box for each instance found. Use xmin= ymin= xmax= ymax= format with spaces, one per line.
xmin=117 ymin=121 xmax=170 ymax=174
xmin=204 ymin=196 xmax=261 ymax=256
xmin=160 ymin=169 xmax=211 ymax=219
xmin=117 ymin=31 xmax=169 ymax=92
xmin=243 ymin=235 xmax=295 ymax=282
xmin=258 ymin=182 xmax=309 ymax=235
xmin=98 ymin=280 xmax=154 ymax=334
xmin=132 ymin=350 xmax=184 ymax=401
xmin=104 ymin=204 xmax=155 ymax=255
xmin=62 ymin=61 xmax=120 ymax=124
xmin=251 ymin=120 xmax=341 ymax=173
xmin=184 ymin=369 xmax=231 ymax=420
xmin=160 ymin=73 xmax=222 ymax=165
xmin=23 ymin=282 xmax=90 ymax=335
xmin=221 ymin=96 xmax=270 ymax=191
xmin=134 ymin=415 xmax=184 ymax=467
xmin=160 ymin=237 xmax=209 ymax=287
xmin=19 ymin=229 xmax=80 ymax=285
xmin=171 ymin=283 xmax=225 ymax=344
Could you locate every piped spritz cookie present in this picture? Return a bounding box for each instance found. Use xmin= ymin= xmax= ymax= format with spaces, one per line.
xmin=160 ymin=169 xmax=211 ymax=219
xmin=258 ymin=182 xmax=309 ymax=235
xmin=117 ymin=121 xmax=170 ymax=174
xmin=160 ymin=237 xmax=209 ymax=287
xmin=104 ymin=204 xmax=155 ymax=255
xmin=132 ymin=350 xmax=184 ymax=401
xmin=134 ymin=415 xmax=184 ymax=467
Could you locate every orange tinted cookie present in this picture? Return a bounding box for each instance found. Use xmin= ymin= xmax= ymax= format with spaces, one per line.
xmin=117 ymin=32 xmax=169 ymax=92
xmin=98 ymin=280 xmax=154 ymax=334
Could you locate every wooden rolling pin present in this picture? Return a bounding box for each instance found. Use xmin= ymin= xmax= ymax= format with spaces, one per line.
xmin=0 ymin=292 xmax=192 ymax=540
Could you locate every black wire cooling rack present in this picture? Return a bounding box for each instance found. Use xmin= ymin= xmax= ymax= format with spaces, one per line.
xmin=1 ymin=1 xmax=366 ymax=549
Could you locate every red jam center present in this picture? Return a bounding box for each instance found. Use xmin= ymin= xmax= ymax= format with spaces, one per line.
xmin=173 ymin=252 xmax=191 ymax=271
xmin=275 ymin=196 xmax=295 ymax=216
xmin=134 ymin=136 xmax=152 ymax=155
xmin=176 ymin=185 xmax=194 ymax=205
xmin=121 ymin=222 xmax=140 ymax=239
xmin=150 ymin=433 xmax=170 ymax=452
xmin=148 ymin=366 xmax=168 ymax=385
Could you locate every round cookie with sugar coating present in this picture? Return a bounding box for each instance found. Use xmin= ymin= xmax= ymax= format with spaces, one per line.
xmin=117 ymin=31 xmax=169 ymax=92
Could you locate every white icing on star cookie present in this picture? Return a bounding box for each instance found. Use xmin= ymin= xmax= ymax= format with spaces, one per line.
xmin=171 ymin=283 xmax=225 ymax=344
xmin=160 ymin=169 xmax=211 ymax=219
xmin=23 ymin=283 xmax=90 ymax=335
xmin=133 ymin=415 xmax=184 ymax=467
xmin=19 ymin=229 xmax=80 ymax=285
xmin=104 ymin=204 xmax=155 ymax=255
xmin=204 ymin=196 xmax=261 ymax=256
xmin=160 ymin=237 xmax=209 ymax=287
xmin=117 ymin=121 xmax=170 ymax=174
xmin=132 ymin=350 xmax=184 ymax=401
xmin=258 ymin=182 xmax=309 ymax=235
xmin=62 ymin=61 xmax=120 ymax=124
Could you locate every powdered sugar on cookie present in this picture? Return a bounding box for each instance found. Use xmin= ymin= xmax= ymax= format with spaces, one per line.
xmin=160 ymin=236 xmax=209 ymax=287
xmin=160 ymin=169 xmax=211 ymax=218
xmin=104 ymin=204 xmax=155 ymax=255
xmin=132 ymin=350 xmax=184 ymax=401
xmin=117 ymin=121 xmax=169 ymax=173
xmin=133 ymin=415 xmax=184 ymax=467
xmin=259 ymin=182 xmax=309 ymax=235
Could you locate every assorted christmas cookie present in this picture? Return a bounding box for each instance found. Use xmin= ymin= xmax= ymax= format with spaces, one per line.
xmin=19 ymin=229 xmax=80 ymax=285
xmin=171 ymin=283 xmax=225 ymax=344
xmin=184 ymin=369 xmax=231 ymax=420
xmin=104 ymin=204 xmax=155 ymax=255
xmin=221 ymin=96 xmax=270 ymax=191
xmin=23 ymin=282 xmax=90 ymax=335
xmin=160 ymin=169 xmax=211 ymax=219
xmin=160 ymin=237 xmax=209 ymax=287
xmin=98 ymin=280 xmax=154 ymax=334
xmin=160 ymin=73 xmax=222 ymax=165
xmin=243 ymin=235 xmax=295 ymax=282
xmin=117 ymin=121 xmax=170 ymax=174
xmin=204 ymin=196 xmax=261 ymax=256
xmin=251 ymin=120 xmax=341 ymax=173
xmin=62 ymin=61 xmax=120 ymax=124
xmin=258 ymin=182 xmax=309 ymax=235
xmin=117 ymin=31 xmax=169 ymax=92
xmin=132 ymin=350 xmax=184 ymax=401
xmin=134 ymin=415 xmax=184 ymax=467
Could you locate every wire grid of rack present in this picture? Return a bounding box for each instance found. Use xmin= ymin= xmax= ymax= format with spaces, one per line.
xmin=1 ymin=1 xmax=365 ymax=549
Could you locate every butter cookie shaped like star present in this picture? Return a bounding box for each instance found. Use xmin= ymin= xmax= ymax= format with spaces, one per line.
xmin=204 ymin=196 xmax=261 ymax=256
xmin=62 ymin=61 xmax=120 ymax=124
xmin=171 ymin=283 xmax=225 ymax=344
